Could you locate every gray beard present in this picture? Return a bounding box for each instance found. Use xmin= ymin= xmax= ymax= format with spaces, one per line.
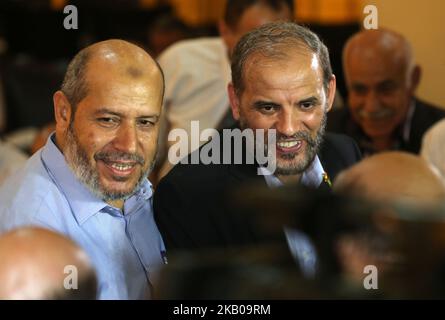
xmin=63 ymin=125 xmax=153 ymax=202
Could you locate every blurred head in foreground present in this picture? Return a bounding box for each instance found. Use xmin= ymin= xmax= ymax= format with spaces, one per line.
xmin=0 ymin=227 xmax=97 ymax=299
xmin=334 ymin=151 xmax=445 ymax=205
xmin=333 ymin=152 xmax=445 ymax=296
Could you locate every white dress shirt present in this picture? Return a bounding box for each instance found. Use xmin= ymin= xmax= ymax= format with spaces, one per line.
xmin=157 ymin=37 xmax=231 ymax=177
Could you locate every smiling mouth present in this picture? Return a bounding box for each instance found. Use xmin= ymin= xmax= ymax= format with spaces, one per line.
xmin=101 ymin=160 xmax=138 ymax=177
xmin=276 ymin=140 xmax=303 ymax=153
xmin=109 ymin=163 xmax=135 ymax=171
xmin=360 ymin=109 xmax=394 ymax=120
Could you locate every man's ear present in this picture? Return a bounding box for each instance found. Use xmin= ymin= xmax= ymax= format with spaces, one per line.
xmin=409 ymin=65 xmax=421 ymax=93
xmin=326 ymin=75 xmax=337 ymax=113
xmin=53 ymin=90 xmax=73 ymax=132
xmin=218 ymin=20 xmax=230 ymax=43
xmin=228 ymin=82 xmax=241 ymax=121
xmin=218 ymin=20 xmax=234 ymax=54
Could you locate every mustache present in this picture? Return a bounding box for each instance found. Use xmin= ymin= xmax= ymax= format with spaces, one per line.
xmin=276 ymin=131 xmax=316 ymax=147
xmin=94 ymin=151 xmax=145 ymax=166
xmin=358 ymin=109 xmax=393 ymax=119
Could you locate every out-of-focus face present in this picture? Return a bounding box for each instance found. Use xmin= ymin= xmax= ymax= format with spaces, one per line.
xmin=333 ymin=152 xmax=445 ymax=205
xmin=345 ymin=50 xmax=414 ymax=140
xmin=229 ymin=49 xmax=335 ymax=177
xmin=62 ymin=59 xmax=163 ymax=203
xmin=221 ymin=3 xmax=292 ymax=58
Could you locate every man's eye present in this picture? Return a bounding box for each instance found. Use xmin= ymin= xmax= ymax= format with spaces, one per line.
xmin=300 ymin=102 xmax=314 ymax=110
xmin=97 ymin=118 xmax=118 ymax=126
xmin=352 ymin=86 xmax=367 ymax=96
xmin=137 ymin=119 xmax=155 ymax=127
xmin=260 ymin=105 xmax=276 ymax=114
xmin=378 ymin=84 xmax=396 ymax=95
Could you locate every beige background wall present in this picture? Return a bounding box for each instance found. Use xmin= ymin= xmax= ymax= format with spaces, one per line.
xmin=362 ymin=0 xmax=445 ymax=108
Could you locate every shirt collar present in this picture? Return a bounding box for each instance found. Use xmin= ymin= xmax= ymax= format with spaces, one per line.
xmin=353 ymin=99 xmax=416 ymax=156
xmin=260 ymin=155 xmax=325 ymax=189
xmin=402 ymin=99 xmax=416 ymax=143
xmin=40 ymin=133 xmax=153 ymax=225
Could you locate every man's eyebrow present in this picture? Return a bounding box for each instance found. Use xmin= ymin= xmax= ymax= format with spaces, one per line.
xmin=377 ymin=79 xmax=397 ymax=87
xmin=350 ymin=82 xmax=367 ymax=89
xmin=297 ymin=96 xmax=320 ymax=105
xmin=93 ymin=109 xmax=159 ymax=119
xmin=253 ymin=101 xmax=281 ymax=109
xmin=94 ymin=109 xmax=123 ymax=117
xmin=138 ymin=115 xmax=160 ymax=121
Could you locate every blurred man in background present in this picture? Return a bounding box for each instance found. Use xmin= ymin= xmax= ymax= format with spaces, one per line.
xmin=328 ymin=29 xmax=445 ymax=156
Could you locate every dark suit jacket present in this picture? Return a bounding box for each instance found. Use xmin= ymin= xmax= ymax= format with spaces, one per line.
xmin=154 ymin=132 xmax=361 ymax=251
xmin=327 ymin=98 xmax=445 ymax=155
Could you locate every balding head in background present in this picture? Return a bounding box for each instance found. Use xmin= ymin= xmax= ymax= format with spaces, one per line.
xmin=53 ymin=39 xmax=164 ymax=210
xmin=343 ymin=29 xmax=421 ymax=152
xmin=0 ymin=227 xmax=97 ymax=299
xmin=334 ymin=152 xmax=445 ymax=205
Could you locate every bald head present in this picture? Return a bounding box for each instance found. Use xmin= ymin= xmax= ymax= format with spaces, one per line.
xmin=342 ymin=29 xmax=421 ymax=148
xmin=343 ymin=29 xmax=415 ymax=85
xmin=54 ymin=39 xmax=164 ymax=210
xmin=61 ymin=39 xmax=164 ymax=111
xmin=334 ymin=152 xmax=445 ymax=205
xmin=0 ymin=227 xmax=97 ymax=299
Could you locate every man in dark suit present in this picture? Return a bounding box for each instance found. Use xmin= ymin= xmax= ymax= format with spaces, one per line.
xmin=328 ymin=29 xmax=445 ymax=156
xmin=154 ymin=22 xmax=361 ymax=252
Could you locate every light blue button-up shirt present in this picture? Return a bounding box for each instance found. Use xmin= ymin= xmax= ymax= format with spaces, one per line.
xmin=0 ymin=134 xmax=166 ymax=299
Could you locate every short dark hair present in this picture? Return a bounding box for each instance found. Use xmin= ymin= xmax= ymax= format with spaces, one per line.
xmin=224 ymin=0 xmax=294 ymax=29
xmin=231 ymin=22 xmax=333 ymax=96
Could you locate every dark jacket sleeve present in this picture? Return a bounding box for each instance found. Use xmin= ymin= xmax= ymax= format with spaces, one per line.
xmin=154 ymin=175 xmax=197 ymax=251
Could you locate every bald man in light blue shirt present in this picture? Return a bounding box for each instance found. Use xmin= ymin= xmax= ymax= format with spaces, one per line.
xmin=0 ymin=39 xmax=166 ymax=299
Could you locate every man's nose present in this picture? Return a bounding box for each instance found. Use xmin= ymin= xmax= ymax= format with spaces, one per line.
xmin=113 ymin=124 xmax=138 ymax=154
xmin=363 ymin=91 xmax=380 ymax=113
xmin=275 ymin=109 xmax=299 ymax=137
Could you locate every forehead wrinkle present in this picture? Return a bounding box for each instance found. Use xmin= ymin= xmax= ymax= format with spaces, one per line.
xmin=247 ymin=54 xmax=323 ymax=88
